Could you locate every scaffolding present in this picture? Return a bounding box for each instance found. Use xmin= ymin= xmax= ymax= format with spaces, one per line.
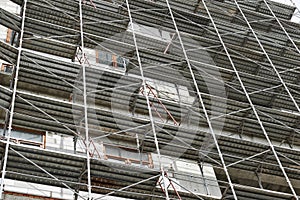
xmin=0 ymin=0 xmax=300 ymax=199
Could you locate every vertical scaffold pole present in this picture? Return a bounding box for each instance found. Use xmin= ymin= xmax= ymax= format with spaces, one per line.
xmin=164 ymin=0 xmax=238 ymax=199
xmin=0 ymin=0 xmax=28 ymax=198
xmin=125 ymin=0 xmax=170 ymax=199
xmin=78 ymin=0 xmax=92 ymax=199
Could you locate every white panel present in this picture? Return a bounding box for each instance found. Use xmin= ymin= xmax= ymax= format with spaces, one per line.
xmin=152 ymin=154 xmax=222 ymax=199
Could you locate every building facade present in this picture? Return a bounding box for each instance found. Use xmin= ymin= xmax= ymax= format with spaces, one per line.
xmin=0 ymin=0 xmax=300 ymax=199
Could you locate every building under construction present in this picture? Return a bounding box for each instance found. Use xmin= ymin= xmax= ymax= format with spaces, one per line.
xmin=0 ymin=0 xmax=300 ymax=199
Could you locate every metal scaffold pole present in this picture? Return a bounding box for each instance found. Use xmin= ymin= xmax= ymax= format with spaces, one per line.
xmin=0 ymin=0 xmax=27 ymax=198
xmin=164 ymin=0 xmax=238 ymax=199
xmin=78 ymin=0 xmax=92 ymax=198
xmin=125 ymin=0 xmax=170 ymax=199
xmin=203 ymin=0 xmax=298 ymax=199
